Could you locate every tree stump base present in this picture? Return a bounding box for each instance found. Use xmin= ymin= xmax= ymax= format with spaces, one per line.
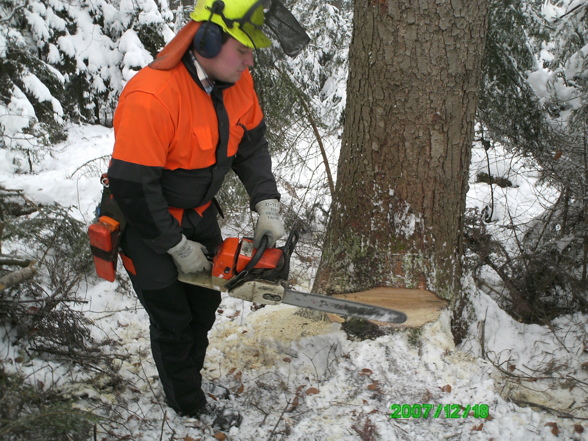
xmin=327 ymin=287 xmax=449 ymax=328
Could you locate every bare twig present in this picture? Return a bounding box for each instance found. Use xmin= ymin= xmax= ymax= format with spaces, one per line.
xmin=250 ymin=401 xmax=270 ymax=425
xmin=272 ymin=64 xmax=336 ymax=196
xmin=68 ymin=155 xmax=111 ymax=179
xmin=296 ymin=96 xmax=336 ymax=196
xmin=582 ymin=132 xmax=588 ymax=286
xmin=0 ymin=4 xmax=24 ymax=23
xmin=267 ymin=398 xmax=292 ymax=441
xmin=159 ymin=410 xmax=166 ymax=441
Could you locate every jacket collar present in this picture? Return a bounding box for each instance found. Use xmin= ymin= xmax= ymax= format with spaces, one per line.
xmin=181 ymin=49 xmax=234 ymax=94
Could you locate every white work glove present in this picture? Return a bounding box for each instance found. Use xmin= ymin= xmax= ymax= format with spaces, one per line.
xmin=253 ymin=199 xmax=285 ymax=248
xmin=167 ymin=234 xmax=211 ymax=274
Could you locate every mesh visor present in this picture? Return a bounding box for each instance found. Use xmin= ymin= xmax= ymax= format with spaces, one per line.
xmin=232 ymin=0 xmax=310 ymax=57
xmin=264 ymin=0 xmax=310 ymax=57
xmin=237 ymin=2 xmax=270 ymax=48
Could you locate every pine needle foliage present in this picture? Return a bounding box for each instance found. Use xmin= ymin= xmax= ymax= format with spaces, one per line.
xmin=465 ymin=0 xmax=588 ymax=323
xmin=478 ymin=0 xmax=552 ymax=154
xmin=0 ymin=367 xmax=98 ymax=441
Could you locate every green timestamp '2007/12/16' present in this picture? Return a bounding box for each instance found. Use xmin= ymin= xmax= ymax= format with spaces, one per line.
xmin=389 ymin=404 xmax=490 ymax=419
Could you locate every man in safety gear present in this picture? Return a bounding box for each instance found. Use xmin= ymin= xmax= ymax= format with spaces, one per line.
xmin=107 ymin=0 xmax=308 ymax=425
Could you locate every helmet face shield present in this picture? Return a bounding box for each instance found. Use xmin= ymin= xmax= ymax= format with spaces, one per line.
xmin=191 ymin=0 xmax=309 ymax=57
xmin=262 ymin=0 xmax=310 ymax=57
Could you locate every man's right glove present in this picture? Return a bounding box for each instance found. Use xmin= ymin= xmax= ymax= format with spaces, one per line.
xmin=167 ymin=234 xmax=211 ymax=274
xmin=254 ymin=199 xmax=285 ymax=248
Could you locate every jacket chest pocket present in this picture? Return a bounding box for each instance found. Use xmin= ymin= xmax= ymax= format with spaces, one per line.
xmin=186 ymin=125 xmax=217 ymax=169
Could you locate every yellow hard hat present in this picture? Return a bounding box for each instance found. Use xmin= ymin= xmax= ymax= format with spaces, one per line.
xmin=190 ymin=0 xmax=272 ymax=49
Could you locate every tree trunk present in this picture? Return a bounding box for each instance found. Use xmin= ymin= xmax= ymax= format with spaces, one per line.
xmin=313 ymin=0 xmax=489 ymax=307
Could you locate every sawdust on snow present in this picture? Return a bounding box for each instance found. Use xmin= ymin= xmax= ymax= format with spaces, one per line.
xmin=205 ymin=304 xmax=338 ymax=376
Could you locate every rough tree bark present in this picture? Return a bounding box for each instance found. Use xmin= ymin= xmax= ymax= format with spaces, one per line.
xmin=313 ymin=0 xmax=489 ymax=336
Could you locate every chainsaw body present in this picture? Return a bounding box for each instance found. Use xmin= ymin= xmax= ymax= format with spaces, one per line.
xmin=178 ymin=231 xmax=298 ymax=305
xmin=211 ymin=237 xmax=284 ymax=281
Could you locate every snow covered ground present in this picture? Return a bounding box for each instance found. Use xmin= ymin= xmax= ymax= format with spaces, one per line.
xmin=1 ymin=124 xmax=587 ymax=440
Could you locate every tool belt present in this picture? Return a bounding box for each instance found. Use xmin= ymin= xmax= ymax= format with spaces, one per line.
xmin=87 ymin=173 xmax=219 ymax=282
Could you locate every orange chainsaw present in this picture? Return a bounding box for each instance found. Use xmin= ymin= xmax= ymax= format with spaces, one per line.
xmin=178 ymin=231 xmax=407 ymax=324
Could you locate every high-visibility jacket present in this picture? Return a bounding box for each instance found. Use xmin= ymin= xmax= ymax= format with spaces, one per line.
xmin=108 ymin=51 xmax=280 ymax=253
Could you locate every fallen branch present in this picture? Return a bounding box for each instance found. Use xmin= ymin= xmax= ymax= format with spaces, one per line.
xmin=511 ymin=399 xmax=588 ymax=420
xmin=0 ymin=254 xmax=33 ymax=267
xmin=0 ymin=265 xmax=36 ymax=291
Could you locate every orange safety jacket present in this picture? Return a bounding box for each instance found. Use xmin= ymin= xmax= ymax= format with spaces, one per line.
xmin=108 ymin=50 xmax=280 ymax=253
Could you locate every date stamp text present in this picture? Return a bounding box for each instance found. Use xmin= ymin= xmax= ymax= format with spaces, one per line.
xmin=390 ymin=403 xmax=490 ymax=419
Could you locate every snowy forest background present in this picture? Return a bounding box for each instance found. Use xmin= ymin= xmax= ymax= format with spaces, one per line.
xmin=1 ymin=0 xmax=588 ymax=440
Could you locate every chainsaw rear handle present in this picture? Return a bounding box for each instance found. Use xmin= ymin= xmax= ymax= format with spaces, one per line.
xmin=242 ymin=234 xmax=269 ymax=273
xmin=224 ymin=231 xmax=298 ymax=291
xmin=222 ymin=234 xmax=270 ymax=291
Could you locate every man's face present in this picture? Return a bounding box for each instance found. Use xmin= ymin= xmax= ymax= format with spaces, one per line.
xmin=196 ymin=37 xmax=255 ymax=84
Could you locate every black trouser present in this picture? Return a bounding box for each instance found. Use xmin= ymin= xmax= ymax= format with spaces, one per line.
xmin=121 ymin=207 xmax=222 ymax=415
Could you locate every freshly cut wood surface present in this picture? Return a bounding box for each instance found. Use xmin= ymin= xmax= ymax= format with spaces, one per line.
xmin=328 ymin=287 xmax=449 ymax=328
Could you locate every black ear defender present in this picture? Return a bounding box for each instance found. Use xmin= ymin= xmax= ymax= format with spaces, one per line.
xmin=193 ymin=0 xmax=226 ymax=58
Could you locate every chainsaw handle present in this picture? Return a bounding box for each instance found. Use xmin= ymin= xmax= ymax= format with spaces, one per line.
xmin=224 ymin=231 xmax=298 ymax=292
xmin=282 ymin=230 xmax=299 ymax=260
xmin=243 ymin=235 xmax=269 ymax=273
xmin=223 ymin=235 xmax=270 ymax=292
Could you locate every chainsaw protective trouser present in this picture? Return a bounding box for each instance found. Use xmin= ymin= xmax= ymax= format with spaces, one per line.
xmin=120 ymin=205 xmax=222 ymax=415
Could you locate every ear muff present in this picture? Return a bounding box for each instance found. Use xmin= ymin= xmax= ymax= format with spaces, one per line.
xmin=193 ymin=0 xmax=227 ymax=59
xmin=193 ymin=21 xmax=224 ymax=58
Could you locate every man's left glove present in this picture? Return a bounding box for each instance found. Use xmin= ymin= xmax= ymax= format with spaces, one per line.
xmin=254 ymin=199 xmax=285 ymax=248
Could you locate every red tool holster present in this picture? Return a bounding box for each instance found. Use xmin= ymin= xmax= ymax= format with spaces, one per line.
xmin=87 ymin=173 xmax=127 ymax=282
